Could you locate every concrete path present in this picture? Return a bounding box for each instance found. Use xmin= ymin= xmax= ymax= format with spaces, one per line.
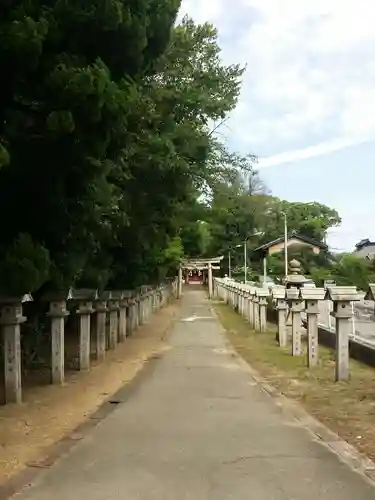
xmin=13 ymin=290 xmax=375 ymax=499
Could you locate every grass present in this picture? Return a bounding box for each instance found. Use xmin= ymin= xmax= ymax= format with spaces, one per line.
xmin=214 ymin=302 xmax=375 ymax=462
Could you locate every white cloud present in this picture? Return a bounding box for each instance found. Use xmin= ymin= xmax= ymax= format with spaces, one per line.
xmin=180 ymin=0 xmax=375 ymax=152
xmin=178 ymin=0 xmax=225 ymax=24
xmin=257 ymin=136 xmax=368 ymax=169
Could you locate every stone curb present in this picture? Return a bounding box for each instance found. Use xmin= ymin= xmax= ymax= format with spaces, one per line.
xmin=211 ymin=306 xmax=375 ymax=488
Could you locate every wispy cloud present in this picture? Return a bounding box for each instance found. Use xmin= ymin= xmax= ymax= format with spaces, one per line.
xmin=180 ymin=0 xmax=375 ymax=153
xmin=257 ymin=136 xmax=369 ymax=169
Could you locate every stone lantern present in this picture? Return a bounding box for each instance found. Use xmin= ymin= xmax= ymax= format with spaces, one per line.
xmin=272 ymin=287 xmax=287 ymax=347
xmin=94 ymin=292 xmax=109 ymax=361
xmin=239 ymin=285 xmax=246 ymax=317
xmin=256 ymin=288 xmax=270 ymax=332
xmin=44 ymin=288 xmax=73 ymax=384
xmin=285 ymin=260 xmax=307 ymax=356
xmin=73 ymin=289 xmax=97 ymax=370
xmin=102 ymin=291 xmax=120 ymax=349
xmin=284 ymin=259 xmax=309 ymax=290
xmin=0 ymin=293 xmax=33 ymax=403
xmin=300 ymin=287 xmax=325 ymax=367
xmin=111 ymin=291 xmax=125 ymax=343
xmin=325 ymin=286 xmax=359 ymax=381
xmin=247 ymin=286 xmax=256 ymax=327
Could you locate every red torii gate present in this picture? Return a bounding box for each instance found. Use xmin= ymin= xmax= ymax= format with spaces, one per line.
xmin=177 ymin=256 xmax=224 ymax=299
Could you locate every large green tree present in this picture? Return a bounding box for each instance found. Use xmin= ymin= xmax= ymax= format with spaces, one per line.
xmin=105 ymin=17 xmax=245 ymax=286
xmin=0 ymin=2 xmax=248 ymax=294
xmin=0 ymin=0 xmax=181 ymax=294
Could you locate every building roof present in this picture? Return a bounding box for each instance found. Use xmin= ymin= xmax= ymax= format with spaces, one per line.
xmin=253 ymin=231 xmax=328 ymax=253
xmin=353 ymin=239 xmax=375 ymax=259
xmin=354 ymin=239 xmax=375 ymax=251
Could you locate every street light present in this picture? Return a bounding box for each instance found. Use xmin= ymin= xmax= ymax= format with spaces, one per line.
xmin=280 ymin=211 xmax=288 ymax=279
xmin=228 ymin=231 xmax=263 ymax=283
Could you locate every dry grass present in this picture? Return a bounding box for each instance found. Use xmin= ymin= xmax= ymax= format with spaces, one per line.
xmin=214 ymin=302 xmax=375 ymax=462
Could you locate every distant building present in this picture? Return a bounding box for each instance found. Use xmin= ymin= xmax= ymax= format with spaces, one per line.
xmin=353 ymin=239 xmax=375 ymax=259
xmin=253 ymin=231 xmax=327 ymax=257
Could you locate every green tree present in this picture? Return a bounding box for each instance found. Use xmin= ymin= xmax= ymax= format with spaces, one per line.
xmin=253 ymin=198 xmax=341 ymax=245
xmin=106 ymin=17 xmax=245 ymax=286
xmin=0 ymin=0 xmax=181 ymax=294
xmin=332 ymin=254 xmax=375 ymax=290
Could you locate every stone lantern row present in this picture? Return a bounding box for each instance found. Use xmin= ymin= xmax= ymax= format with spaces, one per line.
xmin=0 ymin=283 xmax=176 ymax=405
xmin=213 ymin=279 xmax=270 ymax=333
xmin=213 ymin=263 xmax=367 ymax=383
xmin=272 ymin=284 xmax=359 ymax=381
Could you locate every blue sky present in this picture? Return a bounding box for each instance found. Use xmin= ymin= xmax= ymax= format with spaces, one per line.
xmin=179 ymin=0 xmax=375 ymax=251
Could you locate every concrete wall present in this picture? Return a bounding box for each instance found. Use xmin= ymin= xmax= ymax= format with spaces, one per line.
xmin=316 ymin=326 xmax=375 ymax=369
xmin=266 ymin=301 xmax=375 ymax=369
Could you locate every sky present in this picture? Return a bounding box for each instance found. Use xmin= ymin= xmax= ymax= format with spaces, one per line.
xmin=178 ymin=0 xmax=375 ymax=252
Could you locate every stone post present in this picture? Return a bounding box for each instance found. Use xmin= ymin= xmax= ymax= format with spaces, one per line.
xmin=177 ymin=266 xmax=183 ymax=299
xmin=208 ymin=262 xmax=213 ymax=299
xmin=234 ymin=284 xmax=240 ymax=312
xmin=286 ymin=288 xmax=303 ymax=356
xmin=127 ymin=297 xmax=136 ymax=336
xmin=0 ymin=294 xmax=32 ymax=404
xmin=256 ymin=289 xmax=269 ymax=332
xmin=242 ymin=288 xmax=248 ymax=317
xmin=231 ymin=284 xmax=236 ymax=309
xmin=272 ymin=287 xmax=287 ymax=347
xmin=253 ymin=293 xmax=260 ymax=331
xmin=153 ymin=288 xmax=158 ymax=312
xmin=147 ymin=291 xmax=153 ymax=318
xmin=300 ymin=288 xmax=325 ymax=367
xmin=228 ymin=284 xmax=233 ymax=307
xmin=121 ymin=293 xmax=132 ymax=341
xmin=224 ymin=282 xmax=229 ymax=305
xmin=248 ymin=288 xmax=255 ymax=327
xmin=94 ymin=297 xmax=108 ymax=360
xmin=155 ymin=288 xmax=161 ymax=310
xmin=112 ymin=291 xmax=125 ymax=342
xmin=74 ymin=289 xmax=97 ymax=371
xmin=149 ymin=290 xmax=155 ymax=315
xmin=285 ymin=259 xmax=309 ymax=356
xmin=243 ymin=289 xmax=250 ymax=322
xmin=326 ymin=286 xmax=359 ymax=381
xmin=134 ymin=295 xmax=140 ymax=328
xmin=144 ymin=292 xmax=150 ymax=321
xmin=239 ymin=286 xmax=243 ymax=316
xmin=138 ymin=293 xmax=145 ymax=326
xmin=108 ymin=295 xmax=120 ymax=349
xmin=45 ymin=291 xmax=72 ymax=384
xmin=230 ymin=284 xmax=235 ymax=309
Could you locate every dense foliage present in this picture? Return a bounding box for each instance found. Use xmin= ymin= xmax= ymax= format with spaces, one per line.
xmin=0 ymin=3 xmax=246 ymax=294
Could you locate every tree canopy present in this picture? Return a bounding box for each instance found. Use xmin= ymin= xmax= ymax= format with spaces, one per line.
xmin=0 ymin=4 xmax=246 ymax=295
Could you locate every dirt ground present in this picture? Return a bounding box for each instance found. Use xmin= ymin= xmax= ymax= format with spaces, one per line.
xmin=0 ymin=303 xmax=178 ymax=485
xmin=214 ymin=303 xmax=375 ymax=463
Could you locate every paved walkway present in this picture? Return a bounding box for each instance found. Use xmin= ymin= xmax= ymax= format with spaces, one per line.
xmin=14 ymin=290 xmax=375 ymax=499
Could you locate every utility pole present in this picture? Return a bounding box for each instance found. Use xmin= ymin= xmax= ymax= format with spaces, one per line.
xmin=283 ymin=212 xmax=288 ymax=278
xmin=244 ymin=240 xmax=247 ymax=284
xmin=228 ymin=251 xmax=231 ymax=278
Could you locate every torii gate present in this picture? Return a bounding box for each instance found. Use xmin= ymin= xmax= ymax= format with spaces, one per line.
xmin=177 ymin=256 xmax=224 ymax=299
